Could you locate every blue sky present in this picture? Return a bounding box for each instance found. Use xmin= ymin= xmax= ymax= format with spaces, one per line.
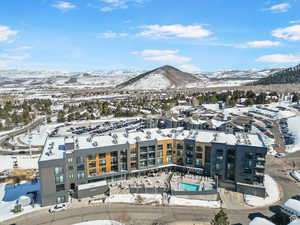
xmin=1 ymin=0 xmax=300 ymax=72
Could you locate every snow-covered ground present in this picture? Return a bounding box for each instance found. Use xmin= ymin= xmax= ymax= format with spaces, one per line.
xmin=168 ymin=196 xmax=220 ymax=208
xmin=0 ymin=155 xmax=39 ymax=171
xmin=18 ymin=124 xmax=62 ymax=146
xmin=0 ymin=181 xmax=40 ymax=222
xmin=245 ymin=175 xmax=280 ymax=207
xmin=104 ymin=194 xmax=162 ymax=205
xmin=72 ymin=220 xmax=124 ymax=225
xmin=105 ymin=194 xmax=219 ymax=208
xmin=286 ymin=116 xmax=300 ymax=153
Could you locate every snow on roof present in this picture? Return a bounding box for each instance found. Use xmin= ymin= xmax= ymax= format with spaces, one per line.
xmin=78 ymin=180 xmax=107 ymax=190
xmin=40 ymin=128 xmax=265 ymax=162
xmin=249 ymin=217 xmax=275 ymax=225
xmin=282 ymin=199 xmax=300 ymax=216
xmin=288 ymin=220 xmax=300 ymax=225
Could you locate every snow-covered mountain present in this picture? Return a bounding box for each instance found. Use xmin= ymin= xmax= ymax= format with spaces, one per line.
xmin=0 ymin=67 xmax=285 ymax=89
xmin=199 ymin=68 xmax=282 ymax=81
xmin=116 ymin=65 xmax=208 ymax=90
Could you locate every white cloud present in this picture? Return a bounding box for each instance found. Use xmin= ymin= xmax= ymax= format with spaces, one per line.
xmin=97 ymin=31 xmax=128 ymax=38
xmin=272 ymin=25 xmax=300 ymax=40
xmin=0 ymin=26 xmax=18 ymax=42
xmin=139 ymin=49 xmax=178 ymax=56
xmin=6 ymin=53 xmax=31 ymax=60
xmin=179 ymin=64 xmax=201 ymax=73
xmin=133 ymin=49 xmax=191 ymax=64
xmin=53 ymin=1 xmax=76 ymax=10
xmin=238 ymin=40 xmax=281 ymax=48
xmin=0 ymin=61 xmax=12 ymax=68
xmin=290 ymin=20 xmax=300 ymax=24
xmin=266 ymin=3 xmax=290 ymax=13
xmin=139 ymin=24 xmax=212 ymax=39
xmin=256 ymin=54 xmax=300 ymax=63
xmin=100 ymin=0 xmax=145 ymax=12
xmin=144 ymin=55 xmax=191 ymax=64
xmin=12 ymin=46 xmax=32 ymax=51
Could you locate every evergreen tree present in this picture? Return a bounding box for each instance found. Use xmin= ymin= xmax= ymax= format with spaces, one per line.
xmin=211 ymin=208 xmax=230 ymax=225
xmin=292 ymin=93 xmax=299 ymax=103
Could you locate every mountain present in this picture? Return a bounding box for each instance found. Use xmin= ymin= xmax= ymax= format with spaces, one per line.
xmin=254 ymin=64 xmax=300 ymax=85
xmin=116 ymin=65 xmax=208 ymax=90
xmin=200 ymin=68 xmax=282 ymax=81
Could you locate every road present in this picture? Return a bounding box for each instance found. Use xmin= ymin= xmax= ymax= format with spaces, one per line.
xmin=0 ymin=118 xmax=44 ymax=155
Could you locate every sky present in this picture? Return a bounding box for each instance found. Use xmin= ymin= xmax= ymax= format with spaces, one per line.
xmin=1 ymin=0 xmax=300 ymax=72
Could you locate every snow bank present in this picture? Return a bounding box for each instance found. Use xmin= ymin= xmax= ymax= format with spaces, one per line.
xmin=286 ymin=116 xmax=300 ymax=153
xmin=245 ymin=175 xmax=280 ymax=207
xmin=0 ymin=155 xmax=39 ymax=171
xmin=104 ymin=194 xmax=135 ymax=203
xmin=104 ymin=194 xmax=162 ymax=205
xmin=168 ymin=196 xmax=220 ymax=208
xmin=73 ymin=220 xmax=124 ymax=225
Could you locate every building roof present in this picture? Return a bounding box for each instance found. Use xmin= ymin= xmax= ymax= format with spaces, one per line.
xmin=39 ymin=128 xmax=266 ymax=162
xmin=249 ymin=217 xmax=275 ymax=225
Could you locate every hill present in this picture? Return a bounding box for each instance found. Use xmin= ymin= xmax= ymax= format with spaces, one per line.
xmin=116 ymin=65 xmax=207 ymax=90
xmin=254 ymin=64 xmax=300 ymax=85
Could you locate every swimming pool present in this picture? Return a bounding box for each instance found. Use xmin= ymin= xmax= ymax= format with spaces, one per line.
xmin=180 ymin=183 xmax=199 ymax=191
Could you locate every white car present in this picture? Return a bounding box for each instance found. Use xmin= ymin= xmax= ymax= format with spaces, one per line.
xmin=291 ymin=171 xmax=300 ymax=182
xmin=275 ymin=153 xmax=286 ymax=158
xmin=48 ymin=204 xmax=66 ymax=213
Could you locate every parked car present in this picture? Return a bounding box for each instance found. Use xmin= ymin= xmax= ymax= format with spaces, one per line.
xmin=48 ymin=204 xmax=66 ymax=213
xmin=275 ymin=153 xmax=286 ymax=158
xmin=291 ymin=171 xmax=300 ymax=182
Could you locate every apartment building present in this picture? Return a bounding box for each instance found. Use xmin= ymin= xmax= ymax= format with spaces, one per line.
xmin=38 ymin=128 xmax=267 ymax=206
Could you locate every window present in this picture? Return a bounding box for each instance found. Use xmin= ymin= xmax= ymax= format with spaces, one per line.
xmin=54 ymin=167 xmax=64 ymax=175
xmin=196 ymin=146 xmax=203 ymax=152
xmin=176 ymin=144 xmax=183 ymax=150
xmin=76 ymin=156 xmax=84 ymax=164
xmin=99 ymin=160 xmax=106 ymax=166
xmin=149 ymin=145 xmax=155 ymax=151
xmin=88 ymin=154 xmax=96 ymax=160
xmin=56 ymin=195 xmax=66 ymax=204
xmin=67 ymin=157 xmax=73 ymax=163
xmin=100 ymin=167 xmax=106 ymax=173
xmin=99 ymin=153 xmax=106 ymax=158
xmin=157 ymin=152 xmax=163 ymax=157
xmin=167 ymin=143 xmax=172 ymax=149
xmin=157 ymin=145 xmax=163 ymax=150
xmin=55 ymin=175 xmax=64 ymax=184
xmin=68 ymin=173 xmax=74 ymax=180
xmin=68 ymin=165 xmax=74 ymax=171
xmin=89 ymin=161 xmax=96 ymax=168
xmin=157 ymin=158 xmax=163 ymax=164
xmin=77 ymin=164 xmax=85 ymax=171
xmin=56 ymin=184 xmax=65 ymax=192
xmin=185 ymin=144 xmax=194 ymax=151
xmin=77 ymin=171 xmax=85 ymax=179
xmin=140 ymin=146 xmax=147 ymax=153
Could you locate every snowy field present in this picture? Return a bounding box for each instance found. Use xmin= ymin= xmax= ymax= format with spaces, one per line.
xmin=19 ymin=124 xmax=62 ymax=146
xmin=73 ymin=220 xmax=124 ymax=225
xmin=286 ymin=116 xmax=300 ymax=153
xmin=105 ymin=194 xmax=220 ymax=208
xmin=0 ymin=181 xmax=40 ymax=222
xmin=245 ymin=175 xmax=280 ymax=207
xmin=168 ymin=196 xmax=220 ymax=208
xmin=0 ymin=155 xmax=39 ymax=171
xmin=105 ymin=194 xmax=162 ymax=205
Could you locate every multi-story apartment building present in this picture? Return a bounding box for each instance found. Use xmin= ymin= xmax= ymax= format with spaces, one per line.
xmin=38 ymin=128 xmax=267 ymax=206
